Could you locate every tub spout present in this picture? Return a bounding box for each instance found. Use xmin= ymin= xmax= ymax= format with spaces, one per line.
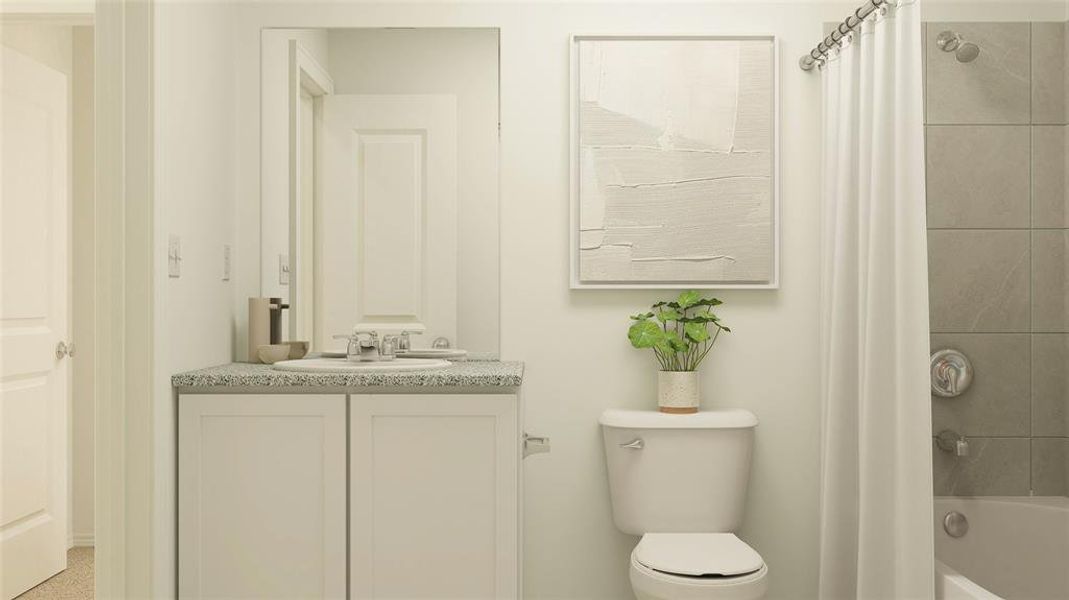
xmin=936 ymin=430 xmax=969 ymax=457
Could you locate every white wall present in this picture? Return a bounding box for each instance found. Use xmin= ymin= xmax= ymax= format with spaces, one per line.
xmin=231 ymin=4 xmax=836 ymax=598
xmin=325 ymin=28 xmax=500 ymax=354
xmin=154 ymin=0 xmax=237 ymax=595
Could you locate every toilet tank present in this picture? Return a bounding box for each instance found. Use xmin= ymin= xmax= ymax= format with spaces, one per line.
xmin=600 ymin=409 xmax=757 ymax=536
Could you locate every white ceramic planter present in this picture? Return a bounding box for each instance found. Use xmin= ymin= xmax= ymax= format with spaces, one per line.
xmin=657 ymin=371 xmax=700 ymax=413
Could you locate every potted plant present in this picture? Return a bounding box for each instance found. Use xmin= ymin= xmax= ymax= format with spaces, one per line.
xmin=627 ymin=291 xmax=731 ymax=414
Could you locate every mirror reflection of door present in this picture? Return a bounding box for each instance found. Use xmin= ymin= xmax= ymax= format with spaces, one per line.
xmin=294 ymin=83 xmax=318 ymax=344
xmin=321 ymin=95 xmax=458 ymax=347
xmin=261 ymin=28 xmax=500 ymax=356
xmin=288 ymin=40 xmax=333 ymax=347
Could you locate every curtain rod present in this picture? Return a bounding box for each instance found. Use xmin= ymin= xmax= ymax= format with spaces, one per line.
xmin=799 ymin=0 xmax=887 ymax=71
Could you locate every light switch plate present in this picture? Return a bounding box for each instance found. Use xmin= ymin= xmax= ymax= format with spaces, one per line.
xmin=279 ymin=254 xmax=290 ymax=285
xmin=222 ymin=245 xmax=231 ymax=281
xmin=168 ymin=235 xmax=181 ymax=278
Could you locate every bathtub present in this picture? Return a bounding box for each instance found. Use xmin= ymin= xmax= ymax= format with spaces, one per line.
xmin=934 ymin=496 xmax=1069 ymax=600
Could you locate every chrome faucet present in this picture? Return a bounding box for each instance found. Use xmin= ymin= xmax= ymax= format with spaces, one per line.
xmin=935 ymin=430 xmax=969 ymax=457
xmin=333 ymin=330 xmax=391 ymax=362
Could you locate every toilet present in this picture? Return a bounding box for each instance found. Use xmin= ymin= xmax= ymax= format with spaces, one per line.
xmin=600 ymin=409 xmax=768 ymax=600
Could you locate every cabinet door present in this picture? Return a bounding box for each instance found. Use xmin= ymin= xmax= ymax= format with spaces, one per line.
xmin=178 ymin=394 xmax=346 ymax=599
xmin=350 ymin=394 xmax=519 ymax=599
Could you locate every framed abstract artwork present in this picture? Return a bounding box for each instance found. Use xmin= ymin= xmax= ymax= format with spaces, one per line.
xmin=570 ymin=35 xmax=779 ymax=289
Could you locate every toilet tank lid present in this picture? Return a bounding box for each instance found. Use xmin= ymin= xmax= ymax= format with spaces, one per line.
xmin=599 ymin=408 xmax=757 ymax=429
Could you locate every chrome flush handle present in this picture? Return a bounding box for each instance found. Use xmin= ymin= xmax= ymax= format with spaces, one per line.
xmin=620 ymin=438 xmax=644 ymax=450
xmin=523 ymin=432 xmax=550 ymax=458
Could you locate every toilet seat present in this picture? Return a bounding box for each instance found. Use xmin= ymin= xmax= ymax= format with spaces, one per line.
xmin=629 ymin=534 xmax=768 ymax=600
xmin=635 ymin=533 xmax=763 ymax=577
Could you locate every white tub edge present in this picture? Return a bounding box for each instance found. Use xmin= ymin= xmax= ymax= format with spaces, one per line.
xmin=936 ymin=559 xmax=1002 ymax=600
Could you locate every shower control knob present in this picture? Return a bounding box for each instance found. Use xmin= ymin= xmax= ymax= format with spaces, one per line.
xmin=931 ymin=349 xmax=972 ymax=398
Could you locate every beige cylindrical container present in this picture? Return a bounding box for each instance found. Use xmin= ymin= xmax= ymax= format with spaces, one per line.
xmin=657 ymin=371 xmax=700 ymax=413
xmin=247 ymin=297 xmax=271 ymax=363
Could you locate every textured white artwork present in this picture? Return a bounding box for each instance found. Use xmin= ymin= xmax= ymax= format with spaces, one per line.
xmin=573 ymin=36 xmax=776 ymax=287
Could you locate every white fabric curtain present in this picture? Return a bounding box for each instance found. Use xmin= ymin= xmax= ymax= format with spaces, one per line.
xmin=818 ymin=1 xmax=934 ymax=599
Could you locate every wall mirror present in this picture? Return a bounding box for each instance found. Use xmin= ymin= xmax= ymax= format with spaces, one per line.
xmin=260 ymin=28 xmax=501 ymax=355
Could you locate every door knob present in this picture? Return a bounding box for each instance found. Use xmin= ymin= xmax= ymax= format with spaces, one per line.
xmin=55 ymin=341 xmax=74 ymax=359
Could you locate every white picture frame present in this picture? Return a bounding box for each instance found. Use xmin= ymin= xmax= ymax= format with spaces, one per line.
xmin=569 ymin=34 xmax=780 ymax=290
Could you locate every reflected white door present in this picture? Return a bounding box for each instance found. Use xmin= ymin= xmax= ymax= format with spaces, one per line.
xmin=320 ymin=94 xmax=457 ymax=347
xmin=0 ymin=45 xmax=70 ymax=599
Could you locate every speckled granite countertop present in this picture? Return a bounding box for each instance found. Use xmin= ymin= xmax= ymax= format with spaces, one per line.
xmin=172 ymin=360 xmax=524 ymax=389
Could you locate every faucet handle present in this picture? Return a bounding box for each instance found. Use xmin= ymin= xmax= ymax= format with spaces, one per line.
xmin=398 ymin=330 xmax=421 ymax=351
xmin=380 ymin=334 xmax=400 ymax=360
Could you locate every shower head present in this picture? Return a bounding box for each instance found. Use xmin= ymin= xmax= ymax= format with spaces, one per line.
xmin=955 ymin=41 xmax=980 ymax=63
xmin=936 ymin=30 xmax=980 ymax=63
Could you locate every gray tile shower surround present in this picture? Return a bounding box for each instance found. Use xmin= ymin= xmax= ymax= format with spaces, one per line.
xmin=926 ymin=22 xmax=1069 ymax=496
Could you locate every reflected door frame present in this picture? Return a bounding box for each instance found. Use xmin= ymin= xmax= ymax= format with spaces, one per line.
xmin=287 ymin=40 xmax=333 ymax=347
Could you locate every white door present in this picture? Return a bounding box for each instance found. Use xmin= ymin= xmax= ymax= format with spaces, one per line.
xmin=320 ymin=95 xmax=457 ymax=348
xmin=0 ymin=45 xmax=70 ymax=599
xmin=350 ymin=394 xmax=520 ymax=599
xmin=178 ymin=394 xmax=347 ymax=599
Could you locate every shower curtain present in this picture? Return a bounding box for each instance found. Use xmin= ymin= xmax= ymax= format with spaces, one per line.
xmin=818 ymin=1 xmax=934 ymax=598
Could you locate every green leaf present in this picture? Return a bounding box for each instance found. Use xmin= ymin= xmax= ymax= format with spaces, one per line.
xmin=677 ymin=290 xmax=701 ymax=308
xmin=628 ymin=320 xmax=664 ymax=348
xmin=656 ymin=308 xmax=681 ymax=323
xmin=669 ymin=335 xmax=689 ymax=352
xmin=684 ymin=322 xmax=710 ymax=342
xmin=656 ymin=331 xmax=688 ymax=354
xmin=650 ymin=301 xmax=667 ymax=309
xmin=629 ymin=312 xmax=654 ymax=321
xmin=719 ymin=325 xmax=732 ymax=333
xmin=694 ymin=298 xmax=723 ymax=307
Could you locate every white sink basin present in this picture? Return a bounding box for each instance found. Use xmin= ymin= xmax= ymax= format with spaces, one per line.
xmin=272 ymin=357 xmax=451 ymax=372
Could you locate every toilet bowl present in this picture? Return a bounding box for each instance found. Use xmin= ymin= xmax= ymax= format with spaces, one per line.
xmin=599 ymin=409 xmax=766 ymax=600
xmin=628 ymin=533 xmax=768 ymax=600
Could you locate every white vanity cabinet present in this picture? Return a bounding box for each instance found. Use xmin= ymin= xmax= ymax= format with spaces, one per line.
xmin=177 ymin=394 xmax=348 ymax=599
xmin=177 ymin=390 xmax=521 ymax=600
xmin=350 ymin=394 xmax=520 ymax=599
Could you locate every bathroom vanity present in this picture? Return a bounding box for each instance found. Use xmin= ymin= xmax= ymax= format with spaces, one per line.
xmin=172 ymin=361 xmax=525 ymax=599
